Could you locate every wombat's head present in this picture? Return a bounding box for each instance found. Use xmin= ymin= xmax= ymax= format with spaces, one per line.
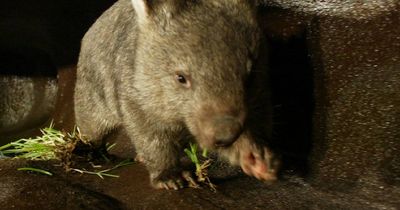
xmin=131 ymin=0 xmax=261 ymax=149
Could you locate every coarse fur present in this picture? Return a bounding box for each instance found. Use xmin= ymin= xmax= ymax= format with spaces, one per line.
xmin=74 ymin=0 xmax=279 ymax=190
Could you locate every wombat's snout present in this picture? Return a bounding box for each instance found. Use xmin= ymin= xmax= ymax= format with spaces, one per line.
xmin=213 ymin=116 xmax=243 ymax=147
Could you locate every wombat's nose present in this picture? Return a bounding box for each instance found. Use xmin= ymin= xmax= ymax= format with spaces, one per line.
xmin=213 ymin=116 xmax=243 ymax=147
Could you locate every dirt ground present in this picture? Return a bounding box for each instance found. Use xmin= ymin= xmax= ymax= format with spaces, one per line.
xmin=1 ymin=157 xmax=399 ymax=210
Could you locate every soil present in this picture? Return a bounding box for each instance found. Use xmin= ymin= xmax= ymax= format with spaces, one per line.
xmin=1 ymin=158 xmax=398 ymax=210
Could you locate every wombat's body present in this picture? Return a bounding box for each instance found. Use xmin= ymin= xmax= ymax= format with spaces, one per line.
xmin=75 ymin=0 xmax=279 ymax=189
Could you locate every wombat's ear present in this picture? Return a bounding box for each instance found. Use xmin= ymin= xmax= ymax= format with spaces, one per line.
xmin=131 ymin=0 xmax=184 ymax=26
xmin=131 ymin=0 xmax=151 ymax=24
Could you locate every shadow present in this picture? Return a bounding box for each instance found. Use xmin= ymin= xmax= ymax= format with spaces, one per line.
xmin=0 ymin=47 xmax=57 ymax=77
xmin=268 ymin=30 xmax=314 ymax=177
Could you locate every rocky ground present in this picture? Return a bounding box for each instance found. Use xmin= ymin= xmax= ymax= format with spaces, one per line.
xmin=1 ymin=157 xmax=399 ymax=210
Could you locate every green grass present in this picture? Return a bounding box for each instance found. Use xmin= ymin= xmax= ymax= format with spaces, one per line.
xmin=0 ymin=122 xmax=133 ymax=179
xmin=0 ymin=122 xmax=72 ymax=160
xmin=17 ymin=167 xmax=53 ymax=176
xmin=0 ymin=124 xmax=214 ymax=186
xmin=184 ymin=143 xmax=216 ymax=191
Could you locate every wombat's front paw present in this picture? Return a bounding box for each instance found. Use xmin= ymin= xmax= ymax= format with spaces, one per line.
xmin=240 ymin=146 xmax=279 ymax=182
xmin=151 ymin=170 xmax=197 ymax=190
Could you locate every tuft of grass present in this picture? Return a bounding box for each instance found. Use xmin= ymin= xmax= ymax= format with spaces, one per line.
xmin=184 ymin=143 xmax=216 ymax=191
xmin=0 ymin=122 xmax=133 ymax=179
xmin=0 ymin=124 xmax=63 ymax=160
xmin=0 ymin=122 xmax=80 ymax=161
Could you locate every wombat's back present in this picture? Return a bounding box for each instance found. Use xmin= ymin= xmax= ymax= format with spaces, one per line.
xmin=79 ymin=0 xmax=138 ymax=74
xmin=74 ymin=0 xmax=139 ymax=143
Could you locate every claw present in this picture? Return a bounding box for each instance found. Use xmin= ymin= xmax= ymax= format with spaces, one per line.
xmin=239 ymin=146 xmax=279 ymax=182
xmin=151 ymin=170 xmax=197 ymax=190
xmin=182 ymin=171 xmax=199 ymax=188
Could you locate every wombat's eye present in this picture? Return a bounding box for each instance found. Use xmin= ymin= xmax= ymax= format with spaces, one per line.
xmin=176 ymin=74 xmax=186 ymax=83
xmin=174 ymin=73 xmax=191 ymax=88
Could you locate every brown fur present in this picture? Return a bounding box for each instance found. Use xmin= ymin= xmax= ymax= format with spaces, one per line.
xmin=74 ymin=0 xmax=279 ymax=190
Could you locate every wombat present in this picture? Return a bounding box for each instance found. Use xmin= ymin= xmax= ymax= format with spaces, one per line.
xmin=74 ymin=0 xmax=279 ymax=190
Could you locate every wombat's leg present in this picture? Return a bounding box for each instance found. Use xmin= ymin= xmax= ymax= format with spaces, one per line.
xmin=133 ymin=129 xmax=195 ymax=190
xmin=219 ymin=132 xmax=280 ymax=181
xmin=74 ymin=82 xmax=119 ymax=147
